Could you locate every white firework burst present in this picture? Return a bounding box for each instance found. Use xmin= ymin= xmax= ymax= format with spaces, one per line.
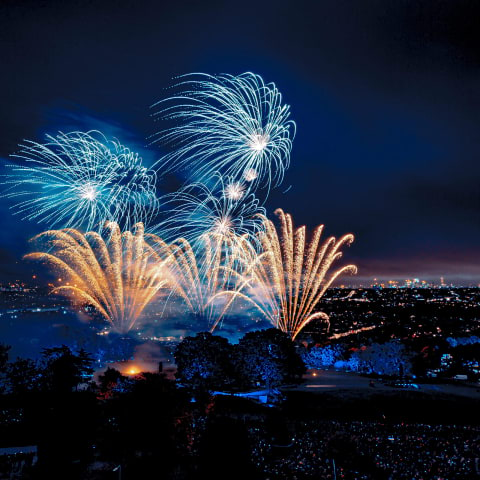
xmin=224 ymin=181 xmax=245 ymax=201
xmin=150 ymin=174 xmax=265 ymax=248
xmin=151 ymin=72 xmax=296 ymax=192
xmin=2 ymin=130 xmax=159 ymax=231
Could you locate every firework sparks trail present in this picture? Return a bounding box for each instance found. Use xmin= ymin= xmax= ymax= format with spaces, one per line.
xmin=24 ymin=222 xmax=168 ymax=334
xmin=149 ymin=174 xmax=266 ymax=259
xmin=151 ymin=72 xmax=295 ymax=192
xmin=146 ymin=232 xmax=246 ymax=328
xmin=2 ymin=130 xmax=158 ymax=231
xmin=211 ymin=209 xmax=357 ymax=340
xmin=328 ymin=325 xmax=377 ymax=339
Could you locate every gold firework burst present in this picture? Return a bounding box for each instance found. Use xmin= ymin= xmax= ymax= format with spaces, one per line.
xmin=146 ymin=232 xmax=241 ymax=328
xmin=24 ymin=222 xmax=168 ymax=333
xmin=212 ymin=209 xmax=357 ymax=339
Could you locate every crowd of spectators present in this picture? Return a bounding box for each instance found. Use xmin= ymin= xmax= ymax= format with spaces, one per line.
xmin=248 ymin=420 xmax=480 ymax=479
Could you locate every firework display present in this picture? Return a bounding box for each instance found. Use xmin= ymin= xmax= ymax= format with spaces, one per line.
xmin=24 ymin=222 xmax=168 ymax=334
xmin=150 ymin=174 xmax=265 ymax=250
xmin=211 ymin=209 xmax=357 ymax=339
xmin=6 ymin=72 xmax=356 ymax=338
xmin=146 ymin=232 xmax=242 ymax=328
xmin=3 ymin=130 xmax=158 ymax=231
xmin=151 ymin=72 xmax=295 ymax=191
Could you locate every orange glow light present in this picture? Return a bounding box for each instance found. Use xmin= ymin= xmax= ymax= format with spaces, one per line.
xmin=125 ymin=366 xmax=140 ymax=375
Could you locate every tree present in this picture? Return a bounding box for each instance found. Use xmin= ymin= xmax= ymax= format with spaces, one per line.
xmin=0 ymin=343 xmax=10 ymax=372
xmin=0 ymin=344 xmax=11 ymax=393
xmin=98 ymin=367 xmax=125 ymax=398
xmin=348 ymin=340 xmax=413 ymax=376
xmin=99 ymin=371 xmax=185 ymax=474
xmin=302 ymin=344 xmax=345 ymax=369
xmin=444 ymin=343 xmax=480 ymax=380
xmin=42 ymin=345 xmax=94 ymax=393
xmin=174 ymin=332 xmax=234 ymax=391
xmin=235 ymin=329 xmax=305 ymax=389
xmin=6 ymin=358 xmax=42 ymax=395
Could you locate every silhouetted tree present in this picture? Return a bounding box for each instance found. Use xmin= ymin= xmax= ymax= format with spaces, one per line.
xmin=6 ymin=358 xmax=41 ymax=395
xmin=99 ymin=371 xmax=185 ymax=476
xmin=41 ymin=345 xmax=94 ymax=393
xmin=98 ymin=366 xmax=124 ymax=398
xmin=0 ymin=344 xmax=11 ymax=393
xmin=235 ymin=329 xmax=305 ymax=388
xmin=0 ymin=343 xmax=10 ymax=372
xmin=348 ymin=340 xmax=413 ymax=376
xmin=302 ymin=344 xmax=345 ymax=369
xmin=175 ymin=332 xmax=234 ymax=391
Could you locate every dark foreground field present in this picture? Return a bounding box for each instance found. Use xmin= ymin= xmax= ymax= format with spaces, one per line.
xmin=282 ymin=389 xmax=480 ymax=424
xmin=1 ymin=385 xmax=479 ymax=479
xmin=208 ymin=390 xmax=480 ymax=479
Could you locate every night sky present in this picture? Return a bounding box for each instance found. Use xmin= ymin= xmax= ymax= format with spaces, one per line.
xmin=0 ymin=0 xmax=479 ymax=284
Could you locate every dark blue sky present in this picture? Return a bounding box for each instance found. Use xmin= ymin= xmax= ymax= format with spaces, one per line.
xmin=0 ymin=0 xmax=479 ymax=284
